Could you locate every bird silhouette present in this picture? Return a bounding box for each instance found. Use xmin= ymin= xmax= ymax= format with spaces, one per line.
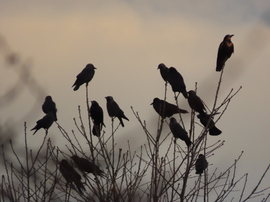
xmin=195 ymin=154 xmax=208 ymax=174
xmin=197 ymin=113 xmax=222 ymax=136
xmin=42 ymin=95 xmax=57 ymax=121
xmin=151 ymin=98 xmax=188 ymax=118
xmin=169 ymin=117 xmax=192 ymax=146
xmin=72 ymin=63 xmax=96 ymax=91
xmin=71 ymin=155 xmax=104 ymax=177
xmin=157 ymin=63 xmax=169 ymax=82
xmin=187 ymin=90 xmax=206 ymax=115
xmin=216 ymin=34 xmax=234 ymax=72
xmin=167 ymin=67 xmax=188 ymax=98
xmin=89 ymin=101 xmax=105 ymax=127
xmin=105 ymin=96 xmax=129 ymax=127
xmin=31 ymin=112 xmax=56 ymax=135
xmin=59 ymin=159 xmax=85 ymax=194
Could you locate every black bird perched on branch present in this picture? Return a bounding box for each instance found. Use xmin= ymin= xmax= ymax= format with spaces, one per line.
xmin=105 ymin=96 xmax=129 ymax=127
xmin=197 ymin=113 xmax=222 ymax=136
xmin=42 ymin=95 xmax=58 ymax=121
xmin=151 ymin=98 xmax=188 ymax=118
xmin=167 ymin=67 xmax=188 ymax=99
xmin=89 ymin=101 xmax=105 ymax=137
xmin=72 ymin=63 xmax=96 ymax=91
xmin=59 ymin=159 xmax=85 ymax=194
xmin=195 ymin=154 xmax=208 ymax=174
xmin=31 ymin=112 xmax=56 ymax=135
xmin=187 ymin=90 xmax=206 ymax=115
xmin=169 ymin=117 xmax=192 ymax=146
xmin=71 ymin=155 xmax=104 ymax=177
xmin=216 ymin=34 xmax=234 ymax=72
xmin=157 ymin=63 xmax=169 ymax=82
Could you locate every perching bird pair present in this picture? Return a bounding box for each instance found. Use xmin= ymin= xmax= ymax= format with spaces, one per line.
xmin=158 ymin=63 xmax=188 ymax=99
xmin=89 ymin=96 xmax=129 ymax=137
xmin=187 ymin=91 xmax=221 ymax=135
xmin=59 ymin=155 xmax=104 ymax=194
xmin=90 ymin=97 xmax=130 ymax=130
xmin=31 ymin=96 xmax=58 ymax=135
xmin=152 ymin=92 xmax=221 ymax=136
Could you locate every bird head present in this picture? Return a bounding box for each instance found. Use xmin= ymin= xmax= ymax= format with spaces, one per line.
xmin=151 ymin=97 xmax=159 ymax=105
xmin=60 ymin=159 xmax=69 ymax=166
xmin=157 ymin=63 xmax=166 ymax=70
xmin=86 ymin=63 xmax=97 ymax=69
xmin=170 ymin=117 xmax=177 ymax=123
xmin=45 ymin=96 xmax=52 ymax=101
xmin=224 ymin=34 xmax=234 ymax=41
xmin=188 ymin=90 xmax=196 ymax=96
xmin=91 ymin=100 xmax=98 ymax=105
xmin=105 ymin=96 xmax=113 ymax=101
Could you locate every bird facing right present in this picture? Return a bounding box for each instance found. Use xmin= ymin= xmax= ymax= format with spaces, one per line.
xmin=216 ymin=34 xmax=234 ymax=72
xmin=197 ymin=113 xmax=222 ymax=136
xmin=105 ymin=96 xmax=129 ymax=127
xmin=72 ymin=63 xmax=96 ymax=91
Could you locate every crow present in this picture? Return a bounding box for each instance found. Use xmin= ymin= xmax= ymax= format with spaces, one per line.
xmin=169 ymin=117 xmax=192 ymax=146
xmin=42 ymin=95 xmax=57 ymax=121
xmin=157 ymin=63 xmax=169 ymax=82
xmin=89 ymin=101 xmax=105 ymax=127
xmin=167 ymin=67 xmax=188 ymax=98
xmin=59 ymin=159 xmax=85 ymax=194
xmin=197 ymin=113 xmax=222 ymax=136
xmin=187 ymin=90 xmax=206 ymax=115
xmin=216 ymin=34 xmax=234 ymax=72
xmin=105 ymin=96 xmax=129 ymax=127
xmin=151 ymin=98 xmax=188 ymax=118
xmin=31 ymin=112 xmax=56 ymax=135
xmin=72 ymin=63 xmax=96 ymax=91
xmin=195 ymin=154 xmax=208 ymax=174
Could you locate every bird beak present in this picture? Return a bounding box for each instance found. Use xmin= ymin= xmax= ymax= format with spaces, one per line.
xmin=230 ymin=34 xmax=234 ymax=37
xmin=150 ymin=102 xmax=153 ymax=105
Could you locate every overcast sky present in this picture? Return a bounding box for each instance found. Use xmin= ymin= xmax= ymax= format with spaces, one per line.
xmin=1 ymin=1 xmax=270 ymax=200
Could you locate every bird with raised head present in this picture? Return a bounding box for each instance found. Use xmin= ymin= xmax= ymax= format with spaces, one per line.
xmin=216 ymin=34 xmax=234 ymax=72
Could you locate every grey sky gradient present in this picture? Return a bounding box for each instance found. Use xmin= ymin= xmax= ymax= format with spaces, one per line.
xmin=1 ymin=1 xmax=270 ymax=200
